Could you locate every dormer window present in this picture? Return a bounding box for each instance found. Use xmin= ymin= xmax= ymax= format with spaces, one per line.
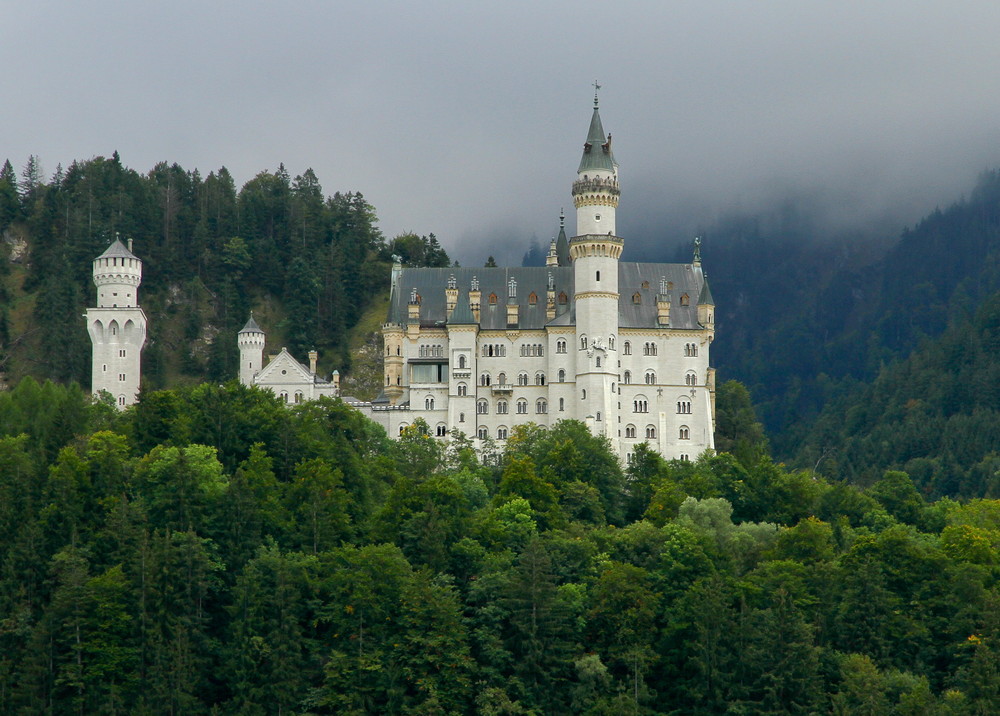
xmin=632 ymin=292 xmax=641 ymax=304
xmin=489 ymin=293 xmax=498 ymax=305
xmin=680 ymin=293 xmax=690 ymax=306
xmin=528 ymin=291 xmax=538 ymax=305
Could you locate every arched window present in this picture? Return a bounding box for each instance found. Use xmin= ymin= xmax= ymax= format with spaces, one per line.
xmin=582 ymin=389 xmax=587 ymax=399
xmin=645 ymin=371 xmax=656 ymax=385
xmin=558 ymin=369 xmax=566 ymax=382
xmin=477 ymin=426 xmax=488 ymax=440
xmin=436 ymin=424 xmax=447 ymax=437
xmin=497 ymin=400 xmax=508 ymax=414
xmin=556 ymin=339 xmax=567 ymax=354
xmin=497 ymin=426 xmax=508 ymax=440
xmin=425 ymin=396 xmax=435 ymax=410
xmin=535 ymin=372 xmax=545 ymax=385
xmin=677 ymin=399 xmax=692 ymax=414
xmin=646 ymin=425 xmax=656 ymax=439
xmin=596 ymin=357 xmax=601 ymax=368
xmin=295 ymin=392 xmax=304 ymax=403
xmin=623 ymin=371 xmax=631 ymax=384
xmin=536 ymin=399 xmax=547 ymax=414
xmin=633 ymin=398 xmax=648 ymax=413
xmin=481 ymin=373 xmax=491 ymax=386
xmin=679 ymin=425 xmax=690 ymax=440
xmin=625 ymin=424 xmax=636 ymax=438
xmin=459 ymin=412 xmax=465 ymax=423
xmin=516 ymin=399 xmax=528 ymax=414
xmin=457 ymin=383 xmax=468 ymax=396
xmin=498 ymin=372 xmax=507 ymax=386
xmin=644 ymin=342 xmax=657 ymax=356
xmin=559 ymin=397 xmax=565 ymax=411
xmin=609 ymin=336 xmax=615 ymax=350
xmin=518 ymin=372 xmax=529 ymax=386
xmin=581 ymin=335 xmax=588 ymax=350
xmin=399 ymin=424 xmax=409 ymax=435
xmin=477 ymin=399 xmax=488 ymax=414
xmin=458 ymin=355 xmax=467 ymax=369
xmin=623 ymin=341 xmax=631 ymax=355
xmin=686 ymin=372 xmax=697 ymax=386
xmin=596 ymin=412 xmax=602 ymax=421
xmin=279 ymin=391 xmax=288 ymax=403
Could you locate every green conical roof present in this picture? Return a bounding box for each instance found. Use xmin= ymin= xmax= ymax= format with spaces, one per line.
xmin=556 ymin=213 xmax=570 ymax=266
xmin=698 ymin=276 xmax=715 ymax=306
xmin=577 ymin=105 xmax=616 ymax=174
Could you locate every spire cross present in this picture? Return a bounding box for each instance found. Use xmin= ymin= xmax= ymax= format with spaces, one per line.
xmin=593 ymin=80 xmax=601 ymax=107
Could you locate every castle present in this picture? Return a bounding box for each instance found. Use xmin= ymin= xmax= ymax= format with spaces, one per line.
xmin=366 ymin=97 xmax=716 ymax=463
xmin=87 ymin=97 xmax=717 ymax=463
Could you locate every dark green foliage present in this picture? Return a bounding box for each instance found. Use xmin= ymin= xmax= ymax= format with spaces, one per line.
xmin=3 ymin=154 xmax=398 ymax=390
xmin=0 ymin=384 xmax=996 ymax=712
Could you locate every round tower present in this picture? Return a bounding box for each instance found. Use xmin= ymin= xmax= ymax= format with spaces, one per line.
xmin=570 ymin=89 xmax=622 ymax=444
xmin=86 ymin=238 xmax=147 ymax=408
xmin=238 ymin=314 xmax=266 ymax=386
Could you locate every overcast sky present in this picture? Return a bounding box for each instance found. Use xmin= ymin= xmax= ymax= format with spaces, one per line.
xmin=4 ymin=2 xmax=1000 ymax=265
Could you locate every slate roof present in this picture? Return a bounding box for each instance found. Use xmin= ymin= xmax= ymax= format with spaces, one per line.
xmin=239 ymin=314 xmax=263 ymax=334
xmin=387 ymin=262 xmax=707 ymax=331
xmin=97 ymin=238 xmax=138 ymax=260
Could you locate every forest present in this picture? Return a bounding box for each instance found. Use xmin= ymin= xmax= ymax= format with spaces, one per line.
xmin=4 ymin=154 xmax=1000 ymax=712
xmin=0 ymin=378 xmax=996 ymax=714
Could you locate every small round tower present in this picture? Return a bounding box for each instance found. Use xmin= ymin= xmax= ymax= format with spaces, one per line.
xmin=238 ymin=314 xmax=266 ymax=386
xmin=86 ymin=237 xmax=147 ymax=408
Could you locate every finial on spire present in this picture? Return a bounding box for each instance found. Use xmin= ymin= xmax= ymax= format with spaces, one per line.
xmin=593 ymin=80 xmax=601 ymax=108
xmin=559 ymin=208 xmax=565 ymax=228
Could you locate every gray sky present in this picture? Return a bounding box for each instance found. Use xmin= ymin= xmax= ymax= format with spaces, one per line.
xmin=4 ymin=2 xmax=1000 ymax=265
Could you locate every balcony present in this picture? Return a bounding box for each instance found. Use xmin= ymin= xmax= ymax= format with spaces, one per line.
xmin=490 ymin=383 xmax=513 ymax=394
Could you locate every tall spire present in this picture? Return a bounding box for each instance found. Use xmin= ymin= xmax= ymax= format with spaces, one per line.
xmin=578 ymin=82 xmax=616 ymax=174
xmin=556 ymin=208 xmax=570 ymax=266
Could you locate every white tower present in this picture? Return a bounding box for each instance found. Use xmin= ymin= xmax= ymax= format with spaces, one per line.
xmin=238 ymin=314 xmax=266 ymax=386
xmin=571 ymin=88 xmax=622 ymax=442
xmin=86 ymin=238 xmax=146 ymax=408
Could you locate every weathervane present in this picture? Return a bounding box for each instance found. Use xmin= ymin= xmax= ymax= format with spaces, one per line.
xmin=593 ymin=80 xmax=602 ymax=107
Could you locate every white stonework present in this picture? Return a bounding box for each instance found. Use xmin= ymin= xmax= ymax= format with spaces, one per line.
xmin=363 ymin=100 xmax=717 ymax=464
xmin=237 ymin=317 xmax=340 ymax=404
xmin=86 ymin=239 xmax=146 ymax=408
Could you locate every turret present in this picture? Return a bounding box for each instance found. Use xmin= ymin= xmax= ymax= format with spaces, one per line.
xmin=572 ymin=90 xmax=620 ymax=237
xmin=238 ymin=314 xmax=266 ymax=386
xmin=86 ymin=238 xmax=147 ymax=408
xmin=570 ymin=88 xmax=621 ymax=443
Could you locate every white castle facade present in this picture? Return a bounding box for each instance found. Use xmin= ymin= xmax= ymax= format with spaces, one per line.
xmin=237 ymin=315 xmax=341 ymax=402
xmin=367 ymin=99 xmax=717 ymax=463
xmin=86 ymin=238 xmax=147 ymax=408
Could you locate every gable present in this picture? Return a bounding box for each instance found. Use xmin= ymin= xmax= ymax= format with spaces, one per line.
xmin=255 ymin=349 xmax=313 ymax=385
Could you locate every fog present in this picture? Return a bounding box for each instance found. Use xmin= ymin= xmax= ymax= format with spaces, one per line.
xmin=4 ymin=2 xmax=999 ymax=266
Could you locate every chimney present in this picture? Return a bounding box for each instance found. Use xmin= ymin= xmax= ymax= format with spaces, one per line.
xmin=127 ymin=238 xmax=133 ymax=253
xmin=308 ymin=350 xmax=318 ymax=375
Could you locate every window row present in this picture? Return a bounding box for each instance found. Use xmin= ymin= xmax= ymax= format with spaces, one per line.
xmin=624 ymin=425 xmax=658 ymax=439
xmin=479 ymin=372 xmax=546 ymax=386
xmin=278 ymin=391 xmax=305 ymax=404
xmin=483 ymin=344 xmax=506 ymax=357
xmin=477 ymin=426 xmax=511 ymax=440
xmin=519 ymin=344 xmax=544 ymax=357
xmin=477 ymin=399 xmax=548 ymax=415
xmin=418 ymin=344 xmax=444 ymax=358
